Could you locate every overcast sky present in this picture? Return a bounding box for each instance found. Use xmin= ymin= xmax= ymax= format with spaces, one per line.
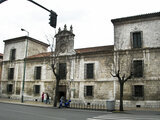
xmin=0 ymin=0 xmax=160 ymax=53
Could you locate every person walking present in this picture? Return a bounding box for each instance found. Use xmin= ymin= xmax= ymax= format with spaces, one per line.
xmin=44 ymin=93 xmax=47 ymax=103
xmin=59 ymin=96 xmax=64 ymax=108
xmin=46 ymin=93 xmax=49 ymax=104
xmin=41 ymin=92 xmax=44 ymax=102
xmin=49 ymin=96 xmax=51 ymax=104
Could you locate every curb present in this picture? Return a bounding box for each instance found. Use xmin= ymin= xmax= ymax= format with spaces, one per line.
xmin=0 ymin=100 xmax=54 ymax=109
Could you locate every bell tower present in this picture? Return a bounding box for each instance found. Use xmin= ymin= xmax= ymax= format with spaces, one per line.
xmin=55 ymin=25 xmax=75 ymax=55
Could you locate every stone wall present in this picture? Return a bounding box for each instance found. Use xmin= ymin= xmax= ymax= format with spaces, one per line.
xmin=114 ymin=18 xmax=160 ymax=51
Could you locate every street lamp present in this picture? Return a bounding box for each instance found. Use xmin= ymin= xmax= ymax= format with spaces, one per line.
xmin=21 ymin=28 xmax=29 ymax=103
xmin=21 ymin=28 xmax=29 ymax=36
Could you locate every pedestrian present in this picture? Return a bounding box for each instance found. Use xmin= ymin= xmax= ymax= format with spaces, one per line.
xmin=46 ymin=93 xmax=49 ymax=104
xmin=59 ymin=96 xmax=64 ymax=108
xmin=49 ymin=96 xmax=51 ymax=104
xmin=44 ymin=93 xmax=47 ymax=103
xmin=41 ymin=92 xmax=44 ymax=102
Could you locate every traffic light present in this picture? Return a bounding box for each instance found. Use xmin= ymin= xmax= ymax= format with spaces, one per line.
xmin=0 ymin=0 xmax=7 ymax=4
xmin=49 ymin=11 xmax=57 ymax=28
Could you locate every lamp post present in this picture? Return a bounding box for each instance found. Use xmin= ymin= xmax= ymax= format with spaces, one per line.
xmin=21 ymin=28 xmax=29 ymax=103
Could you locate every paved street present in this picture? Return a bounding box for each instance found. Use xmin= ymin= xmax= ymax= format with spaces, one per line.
xmin=0 ymin=102 xmax=160 ymax=120
xmin=0 ymin=103 xmax=106 ymax=120
xmin=88 ymin=111 xmax=160 ymax=120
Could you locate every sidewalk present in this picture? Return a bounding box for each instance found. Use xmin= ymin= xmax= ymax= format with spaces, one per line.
xmin=0 ymin=98 xmax=53 ymax=108
xmin=117 ymin=107 xmax=160 ymax=112
xmin=0 ymin=98 xmax=160 ymax=112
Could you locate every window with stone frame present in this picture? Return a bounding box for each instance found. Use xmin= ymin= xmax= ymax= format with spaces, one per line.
xmin=84 ymin=86 xmax=94 ymax=97
xmin=10 ymin=49 xmax=16 ymax=60
xmin=133 ymin=60 xmax=143 ymax=78
xmin=132 ymin=32 xmax=142 ymax=48
xmin=59 ymin=63 xmax=67 ymax=80
xmin=34 ymin=85 xmax=40 ymax=94
xmin=133 ymin=85 xmax=144 ymax=97
xmin=34 ymin=66 xmax=41 ymax=80
xmin=84 ymin=63 xmax=94 ymax=79
xmin=7 ymin=84 xmax=13 ymax=94
xmin=8 ymin=68 xmax=14 ymax=80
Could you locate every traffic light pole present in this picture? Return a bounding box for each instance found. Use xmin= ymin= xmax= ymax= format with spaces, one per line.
xmin=27 ymin=0 xmax=57 ymax=28
xmin=0 ymin=0 xmax=7 ymax=4
xmin=27 ymin=0 xmax=51 ymax=13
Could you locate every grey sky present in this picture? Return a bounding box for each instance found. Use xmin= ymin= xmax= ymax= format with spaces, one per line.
xmin=0 ymin=0 xmax=160 ymax=53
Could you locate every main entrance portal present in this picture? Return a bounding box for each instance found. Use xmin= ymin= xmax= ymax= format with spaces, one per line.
xmin=58 ymin=85 xmax=66 ymax=101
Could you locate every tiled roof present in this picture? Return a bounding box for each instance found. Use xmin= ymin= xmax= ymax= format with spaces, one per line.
xmin=111 ymin=11 xmax=160 ymax=24
xmin=75 ymin=45 xmax=114 ymax=54
xmin=27 ymin=45 xmax=114 ymax=59
xmin=0 ymin=53 xmax=3 ymax=57
xmin=27 ymin=52 xmax=52 ymax=59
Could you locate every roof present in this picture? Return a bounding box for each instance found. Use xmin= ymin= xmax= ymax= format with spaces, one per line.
xmin=75 ymin=45 xmax=114 ymax=54
xmin=0 ymin=53 xmax=3 ymax=57
xmin=27 ymin=45 xmax=114 ymax=59
xmin=111 ymin=11 xmax=160 ymax=24
xmin=27 ymin=52 xmax=52 ymax=59
xmin=3 ymin=36 xmax=49 ymax=47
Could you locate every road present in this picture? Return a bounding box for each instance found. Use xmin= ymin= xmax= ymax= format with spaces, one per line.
xmin=88 ymin=111 xmax=160 ymax=120
xmin=0 ymin=103 xmax=105 ymax=120
xmin=0 ymin=103 xmax=160 ymax=120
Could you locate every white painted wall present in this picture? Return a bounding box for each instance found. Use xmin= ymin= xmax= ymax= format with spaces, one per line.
xmin=114 ymin=18 xmax=160 ymax=50
xmin=3 ymin=40 xmax=25 ymax=61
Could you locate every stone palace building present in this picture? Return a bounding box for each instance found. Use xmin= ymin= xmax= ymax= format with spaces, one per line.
xmin=0 ymin=12 xmax=160 ymax=108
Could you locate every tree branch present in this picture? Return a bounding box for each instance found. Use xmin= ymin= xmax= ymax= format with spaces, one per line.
xmin=110 ymin=70 xmax=122 ymax=83
xmin=122 ymin=74 xmax=125 ymax=80
xmin=124 ymin=72 xmax=133 ymax=83
xmin=110 ymin=72 xmax=116 ymax=77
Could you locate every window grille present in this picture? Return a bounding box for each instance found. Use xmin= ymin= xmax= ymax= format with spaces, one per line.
xmin=10 ymin=49 xmax=16 ymax=60
xmin=84 ymin=63 xmax=94 ymax=79
xmin=59 ymin=63 xmax=67 ymax=80
xmin=133 ymin=60 xmax=143 ymax=78
xmin=84 ymin=86 xmax=94 ymax=97
xmin=34 ymin=66 xmax=41 ymax=80
xmin=34 ymin=85 xmax=40 ymax=94
xmin=8 ymin=68 xmax=14 ymax=80
xmin=132 ymin=32 xmax=142 ymax=48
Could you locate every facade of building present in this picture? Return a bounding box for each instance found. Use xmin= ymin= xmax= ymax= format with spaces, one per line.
xmin=0 ymin=12 xmax=160 ymax=108
xmin=111 ymin=12 xmax=160 ymax=107
xmin=0 ymin=53 xmax=3 ymax=95
xmin=1 ymin=36 xmax=48 ymax=99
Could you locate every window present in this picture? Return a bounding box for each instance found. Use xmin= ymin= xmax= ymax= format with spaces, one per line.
xmin=34 ymin=66 xmax=41 ymax=80
xmin=133 ymin=85 xmax=144 ymax=97
xmin=59 ymin=63 xmax=66 ymax=80
xmin=34 ymin=85 xmax=40 ymax=94
xmin=84 ymin=86 xmax=94 ymax=97
xmin=7 ymin=84 xmax=13 ymax=93
xmin=10 ymin=49 xmax=16 ymax=60
xmin=8 ymin=68 xmax=14 ymax=80
xmin=85 ymin=63 xmax=94 ymax=79
xmin=133 ymin=60 xmax=143 ymax=78
xmin=132 ymin=32 xmax=142 ymax=48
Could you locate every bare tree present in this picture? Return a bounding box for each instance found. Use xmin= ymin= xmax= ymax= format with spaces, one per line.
xmin=46 ymin=36 xmax=61 ymax=107
xmin=108 ymin=51 xmax=133 ymax=111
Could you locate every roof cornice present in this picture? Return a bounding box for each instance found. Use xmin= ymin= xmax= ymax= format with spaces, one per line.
xmin=3 ymin=36 xmax=49 ymax=47
xmin=111 ymin=11 xmax=160 ymax=24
